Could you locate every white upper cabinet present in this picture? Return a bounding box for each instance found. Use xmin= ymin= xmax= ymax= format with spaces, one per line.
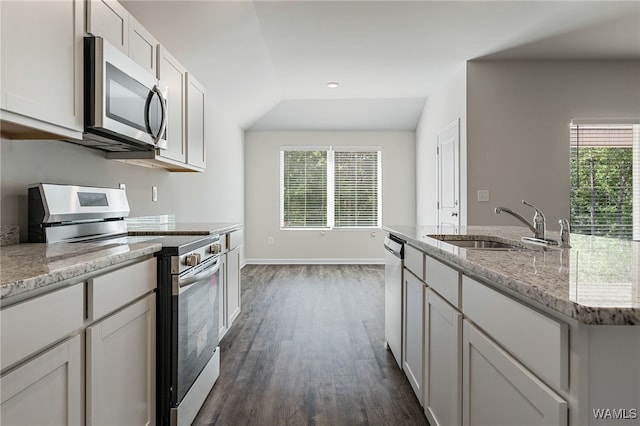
xmin=128 ymin=16 xmax=157 ymax=76
xmin=86 ymin=0 xmax=157 ymax=75
xmin=0 ymin=0 xmax=84 ymax=140
xmin=186 ymin=73 xmax=206 ymax=170
xmin=157 ymin=46 xmax=187 ymax=164
xmin=86 ymin=0 xmax=129 ymax=53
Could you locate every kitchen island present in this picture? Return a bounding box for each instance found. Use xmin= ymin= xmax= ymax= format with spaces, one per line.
xmin=384 ymin=225 xmax=639 ymax=426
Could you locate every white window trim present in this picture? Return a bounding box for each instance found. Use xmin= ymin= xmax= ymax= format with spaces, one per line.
xmin=280 ymin=146 xmax=382 ymax=231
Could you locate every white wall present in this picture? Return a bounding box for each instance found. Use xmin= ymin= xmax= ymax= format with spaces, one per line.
xmin=466 ymin=60 xmax=640 ymax=227
xmin=415 ymin=63 xmax=467 ymax=225
xmin=1 ymin=99 xmax=245 ymax=244
xmin=244 ymin=131 xmax=415 ymax=263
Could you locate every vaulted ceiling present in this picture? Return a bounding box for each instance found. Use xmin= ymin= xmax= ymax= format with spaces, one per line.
xmin=121 ymin=1 xmax=640 ymax=131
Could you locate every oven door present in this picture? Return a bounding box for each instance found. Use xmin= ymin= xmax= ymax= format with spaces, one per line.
xmin=173 ymin=255 xmax=220 ymax=404
xmin=85 ymin=36 xmax=167 ymax=149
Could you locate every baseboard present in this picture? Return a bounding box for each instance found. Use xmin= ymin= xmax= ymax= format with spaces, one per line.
xmin=245 ymin=258 xmax=385 ymax=265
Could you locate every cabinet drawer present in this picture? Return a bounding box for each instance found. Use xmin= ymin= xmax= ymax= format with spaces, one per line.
xmin=404 ymin=244 xmax=425 ymax=280
xmin=462 ymin=276 xmax=568 ymax=390
xmin=1 ymin=284 xmax=83 ymax=371
xmin=425 ymin=255 xmax=460 ymax=307
xmin=87 ymin=258 xmax=157 ymax=322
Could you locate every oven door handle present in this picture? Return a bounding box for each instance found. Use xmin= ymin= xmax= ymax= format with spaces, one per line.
xmin=177 ymin=261 xmax=220 ymax=294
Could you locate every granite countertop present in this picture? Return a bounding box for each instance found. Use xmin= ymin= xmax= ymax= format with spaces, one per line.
xmin=126 ymin=215 xmax=241 ymax=236
xmin=0 ymin=216 xmax=242 ymax=304
xmin=0 ymin=237 xmax=162 ymax=303
xmin=384 ymin=225 xmax=640 ymax=325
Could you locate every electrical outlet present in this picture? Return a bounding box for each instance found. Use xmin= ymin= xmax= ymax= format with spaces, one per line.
xmin=118 ymin=183 xmax=126 ymax=191
xmin=152 ymin=186 xmax=158 ymax=202
xmin=268 ymin=237 xmax=274 ymax=245
xmin=477 ymin=189 xmax=490 ymax=202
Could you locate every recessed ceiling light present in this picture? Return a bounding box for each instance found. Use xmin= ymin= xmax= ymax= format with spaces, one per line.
xmin=327 ymin=81 xmax=339 ymax=89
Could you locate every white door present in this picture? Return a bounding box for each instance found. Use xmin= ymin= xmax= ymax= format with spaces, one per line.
xmin=0 ymin=336 xmax=82 ymax=426
xmin=462 ymin=320 xmax=567 ymax=426
xmin=86 ymin=294 xmax=155 ymax=426
xmin=437 ymin=119 xmax=460 ymax=232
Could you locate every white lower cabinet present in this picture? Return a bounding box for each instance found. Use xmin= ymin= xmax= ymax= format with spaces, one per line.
xmin=227 ymin=245 xmax=241 ymax=326
xmin=424 ymin=288 xmax=462 ymax=426
xmin=462 ymin=320 xmax=567 ymax=426
xmin=219 ymin=252 xmax=228 ymax=339
xmin=402 ymin=270 xmax=424 ymax=403
xmin=0 ymin=257 xmax=157 ymax=426
xmin=0 ymin=335 xmax=82 ymax=426
xmin=220 ymin=231 xmax=243 ymax=341
xmin=86 ymin=293 xmax=156 ymax=426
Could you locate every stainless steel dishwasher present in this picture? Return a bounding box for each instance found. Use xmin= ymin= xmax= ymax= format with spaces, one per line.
xmin=384 ymin=234 xmax=404 ymax=369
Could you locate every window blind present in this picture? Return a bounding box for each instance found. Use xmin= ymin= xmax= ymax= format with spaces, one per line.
xmin=570 ymin=124 xmax=638 ymax=240
xmin=334 ymin=151 xmax=381 ymax=227
xmin=280 ymin=147 xmax=381 ymax=229
xmin=280 ymin=150 xmax=327 ymax=228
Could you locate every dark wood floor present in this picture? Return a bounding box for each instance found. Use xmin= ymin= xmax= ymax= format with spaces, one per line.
xmin=193 ymin=264 xmax=428 ymax=426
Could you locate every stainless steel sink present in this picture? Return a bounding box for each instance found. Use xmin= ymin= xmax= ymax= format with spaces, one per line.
xmin=426 ymin=235 xmax=538 ymax=251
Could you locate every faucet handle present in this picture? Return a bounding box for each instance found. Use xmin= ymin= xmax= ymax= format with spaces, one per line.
xmin=522 ymin=200 xmax=546 ymax=239
xmin=558 ymin=219 xmax=571 ymax=248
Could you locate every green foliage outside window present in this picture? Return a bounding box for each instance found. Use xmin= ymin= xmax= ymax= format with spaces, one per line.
xmin=282 ymin=150 xmax=327 ymax=227
xmin=334 ymin=151 xmax=379 ymax=227
xmin=570 ymin=146 xmax=633 ymax=240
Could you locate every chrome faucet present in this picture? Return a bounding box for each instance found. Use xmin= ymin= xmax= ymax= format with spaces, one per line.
xmin=495 ymin=200 xmax=557 ymax=245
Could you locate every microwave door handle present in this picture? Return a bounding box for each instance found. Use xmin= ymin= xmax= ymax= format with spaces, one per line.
xmin=149 ymin=84 xmax=167 ymax=144
xmin=176 ymin=261 xmax=220 ymax=295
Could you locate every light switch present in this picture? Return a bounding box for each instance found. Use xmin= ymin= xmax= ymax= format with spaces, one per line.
xmin=477 ymin=190 xmax=490 ymax=202
xmin=152 ymin=186 xmax=158 ymax=202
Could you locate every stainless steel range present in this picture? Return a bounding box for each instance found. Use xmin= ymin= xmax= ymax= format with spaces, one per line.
xmin=28 ymin=183 xmax=221 ymax=426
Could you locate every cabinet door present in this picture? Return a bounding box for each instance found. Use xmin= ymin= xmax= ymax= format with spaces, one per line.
xmin=219 ymin=253 xmax=228 ymax=340
xmin=402 ymin=270 xmax=424 ymax=404
xmin=86 ymin=294 xmax=156 ymax=426
xmin=186 ymin=73 xmax=206 ymax=170
xmin=157 ymin=46 xmax=187 ymax=163
xmin=227 ymin=245 xmax=241 ymax=326
xmin=0 ymin=0 xmax=83 ymax=137
xmin=1 ymin=335 xmax=81 ymax=426
xmin=86 ymin=0 xmax=129 ymax=53
xmin=462 ymin=320 xmax=567 ymax=426
xmin=425 ymin=289 xmax=462 ymax=426
xmin=128 ymin=16 xmax=157 ymax=75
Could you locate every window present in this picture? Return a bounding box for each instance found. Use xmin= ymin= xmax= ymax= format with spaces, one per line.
xmin=280 ymin=147 xmax=381 ymax=229
xmin=570 ymin=122 xmax=639 ymax=240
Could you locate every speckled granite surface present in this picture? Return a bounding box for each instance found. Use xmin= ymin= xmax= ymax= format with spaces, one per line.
xmin=0 ymin=237 xmax=162 ymax=302
xmin=126 ymin=215 xmax=241 ymax=236
xmin=384 ymin=225 xmax=640 ymax=325
xmin=0 ymin=226 xmax=19 ymax=246
xmin=0 ymin=216 xmax=241 ymax=304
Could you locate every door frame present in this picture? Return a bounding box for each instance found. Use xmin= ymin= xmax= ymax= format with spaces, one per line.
xmin=437 ymin=118 xmax=461 ymax=231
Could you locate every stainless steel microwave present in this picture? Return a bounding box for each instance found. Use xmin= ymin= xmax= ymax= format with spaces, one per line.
xmin=79 ymin=36 xmax=167 ymax=152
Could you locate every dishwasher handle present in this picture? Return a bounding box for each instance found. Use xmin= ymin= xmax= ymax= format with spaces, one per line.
xmin=384 ymin=236 xmax=403 ymax=258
